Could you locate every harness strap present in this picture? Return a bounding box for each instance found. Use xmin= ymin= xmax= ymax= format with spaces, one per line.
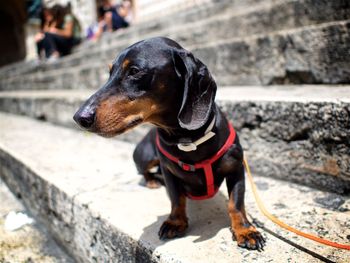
xmin=156 ymin=122 xmax=236 ymax=200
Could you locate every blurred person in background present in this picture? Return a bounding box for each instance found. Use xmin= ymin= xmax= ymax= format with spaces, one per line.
xmin=35 ymin=6 xmax=53 ymax=59
xmin=91 ymin=0 xmax=132 ymax=40
xmin=35 ymin=3 xmax=81 ymax=61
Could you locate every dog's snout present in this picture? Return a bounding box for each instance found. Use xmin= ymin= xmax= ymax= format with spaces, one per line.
xmin=73 ymin=110 xmax=95 ymax=129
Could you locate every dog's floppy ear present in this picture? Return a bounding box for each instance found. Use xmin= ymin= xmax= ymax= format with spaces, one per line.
xmin=173 ymin=49 xmax=217 ymax=130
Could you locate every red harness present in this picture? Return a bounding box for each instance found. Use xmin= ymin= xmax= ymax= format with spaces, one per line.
xmin=156 ymin=123 xmax=236 ymax=200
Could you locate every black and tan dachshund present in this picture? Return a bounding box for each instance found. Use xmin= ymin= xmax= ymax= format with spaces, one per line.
xmin=73 ymin=37 xmax=265 ymax=250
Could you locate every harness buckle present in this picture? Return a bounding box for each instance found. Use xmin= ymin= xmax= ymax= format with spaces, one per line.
xmin=178 ymin=161 xmax=196 ymax=172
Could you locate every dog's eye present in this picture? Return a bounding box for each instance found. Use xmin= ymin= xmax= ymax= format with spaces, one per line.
xmin=129 ymin=66 xmax=140 ymax=76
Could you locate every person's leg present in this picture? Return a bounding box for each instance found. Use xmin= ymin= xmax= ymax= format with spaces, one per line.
xmin=43 ymin=32 xmax=57 ymax=58
xmin=55 ymin=36 xmax=74 ymax=56
xmin=36 ymin=38 xmax=44 ymax=58
xmin=111 ymin=11 xmax=129 ymax=31
xmin=35 ymin=32 xmax=46 ymax=59
xmin=44 ymin=32 xmax=73 ymax=57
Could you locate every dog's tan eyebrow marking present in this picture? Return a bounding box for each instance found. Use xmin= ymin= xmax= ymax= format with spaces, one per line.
xmin=122 ymin=59 xmax=130 ymax=69
xmin=108 ymin=63 xmax=113 ymax=72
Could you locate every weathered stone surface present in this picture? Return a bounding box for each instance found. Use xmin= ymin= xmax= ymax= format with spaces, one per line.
xmin=159 ymin=0 xmax=350 ymax=49
xmin=1 ymin=21 xmax=349 ymax=91
xmin=194 ymin=20 xmax=350 ymax=85
xmin=219 ymin=102 xmax=350 ymax=193
xmin=0 ymin=86 xmax=349 ymax=193
xmin=0 ymin=90 xmax=86 ymax=127
xmin=0 ymin=0 xmax=235 ymax=79
xmin=217 ymin=86 xmax=350 ymax=193
xmin=1 ymin=113 xmax=349 ymax=262
xmin=0 ymin=90 xmax=150 ymax=143
xmin=1 ymin=1 xmax=349 ymax=88
xmin=0 ymin=63 xmax=108 ymax=91
xmin=0 ymin=115 xmax=150 ymax=262
xmin=0 ymin=179 xmax=74 ymax=263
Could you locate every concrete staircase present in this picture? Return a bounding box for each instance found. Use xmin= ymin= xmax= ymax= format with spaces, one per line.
xmin=0 ymin=86 xmax=349 ymax=194
xmin=1 ymin=0 xmax=350 ymax=88
xmin=1 ymin=112 xmax=349 ymax=262
xmin=0 ymin=0 xmax=350 ymax=262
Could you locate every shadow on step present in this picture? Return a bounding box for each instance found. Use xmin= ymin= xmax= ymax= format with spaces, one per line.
xmin=140 ymin=189 xmax=338 ymax=263
xmin=140 ymin=192 xmax=230 ymax=244
xmin=251 ymin=218 xmax=336 ymax=263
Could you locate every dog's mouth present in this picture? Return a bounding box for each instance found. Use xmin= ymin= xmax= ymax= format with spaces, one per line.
xmin=97 ymin=117 xmax=144 ymax=138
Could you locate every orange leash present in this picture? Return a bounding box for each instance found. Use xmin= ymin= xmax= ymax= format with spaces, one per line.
xmin=243 ymin=158 xmax=350 ymax=251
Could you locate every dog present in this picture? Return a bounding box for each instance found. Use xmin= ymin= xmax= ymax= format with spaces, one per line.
xmin=73 ymin=37 xmax=265 ymax=250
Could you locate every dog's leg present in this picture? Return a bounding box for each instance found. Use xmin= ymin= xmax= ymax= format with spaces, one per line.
xmin=144 ymin=160 xmax=162 ymax=188
xmin=158 ymin=166 xmax=188 ymax=239
xmin=133 ymin=129 xmax=162 ymax=188
xmin=226 ymin=163 xmax=265 ymax=250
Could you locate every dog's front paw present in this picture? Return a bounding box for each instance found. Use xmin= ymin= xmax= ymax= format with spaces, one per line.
xmin=158 ymin=219 xmax=188 ymax=240
xmin=232 ymin=226 xmax=265 ymax=250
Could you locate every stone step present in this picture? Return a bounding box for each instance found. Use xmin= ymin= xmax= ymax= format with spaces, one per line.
xmin=76 ymin=0 xmax=257 ymax=51
xmin=0 ymin=113 xmax=349 ymax=262
xmin=0 ymin=63 xmax=107 ymax=91
xmin=0 ymin=0 xmax=244 ymax=79
xmin=1 ymin=0 xmax=350 ymax=84
xmin=0 ymin=85 xmax=349 ymax=193
xmin=193 ymin=19 xmax=350 ymax=85
xmin=0 ymin=178 xmax=74 ymax=262
xmin=106 ymin=0 xmax=350 ymax=54
xmin=1 ymin=19 xmax=349 ymax=91
xmin=136 ymin=0 xmax=213 ymax=22
xmin=0 ymin=89 xmax=149 ymax=144
xmin=76 ymin=0 xmax=350 ymax=54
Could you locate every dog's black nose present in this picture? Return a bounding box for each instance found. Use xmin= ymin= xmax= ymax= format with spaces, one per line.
xmin=73 ymin=110 xmax=95 ymax=129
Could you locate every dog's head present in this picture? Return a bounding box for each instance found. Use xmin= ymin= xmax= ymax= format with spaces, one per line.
xmin=73 ymin=37 xmax=217 ymax=137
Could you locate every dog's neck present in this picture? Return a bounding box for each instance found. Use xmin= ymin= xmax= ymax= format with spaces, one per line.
xmin=156 ymin=105 xmax=231 ymax=162
xmin=157 ymin=105 xmax=218 ymax=147
xmin=176 ymin=115 xmax=216 ymax=152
